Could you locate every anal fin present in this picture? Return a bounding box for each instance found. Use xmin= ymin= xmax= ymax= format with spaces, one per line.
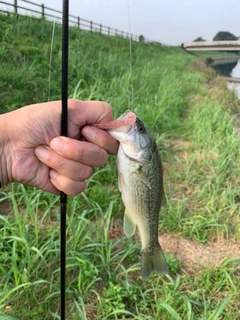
xmin=123 ymin=213 xmax=136 ymax=237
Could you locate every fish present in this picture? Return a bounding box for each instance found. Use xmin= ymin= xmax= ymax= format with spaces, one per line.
xmin=108 ymin=110 xmax=168 ymax=280
xmin=92 ymin=111 xmax=136 ymax=129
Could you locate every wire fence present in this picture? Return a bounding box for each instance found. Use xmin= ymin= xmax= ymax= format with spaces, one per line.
xmin=0 ymin=0 xmax=160 ymax=44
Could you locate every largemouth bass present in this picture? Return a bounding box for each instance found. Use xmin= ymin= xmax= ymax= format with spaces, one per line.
xmin=108 ymin=111 xmax=168 ymax=280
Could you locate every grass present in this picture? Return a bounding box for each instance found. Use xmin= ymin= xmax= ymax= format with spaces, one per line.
xmin=0 ymin=12 xmax=240 ymax=319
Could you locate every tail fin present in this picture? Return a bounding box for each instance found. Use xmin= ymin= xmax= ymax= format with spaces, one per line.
xmin=141 ymin=246 xmax=168 ymax=280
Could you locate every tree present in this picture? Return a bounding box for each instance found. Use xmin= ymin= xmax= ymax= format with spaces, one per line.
xmin=193 ymin=36 xmax=206 ymax=42
xmin=213 ymin=31 xmax=239 ymax=41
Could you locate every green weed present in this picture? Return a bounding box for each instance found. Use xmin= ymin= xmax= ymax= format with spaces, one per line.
xmin=0 ymin=12 xmax=240 ymax=319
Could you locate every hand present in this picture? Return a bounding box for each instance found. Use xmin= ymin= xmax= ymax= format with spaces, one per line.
xmin=0 ymin=99 xmax=118 ymax=195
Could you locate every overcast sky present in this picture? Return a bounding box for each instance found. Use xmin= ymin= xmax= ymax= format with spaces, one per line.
xmin=2 ymin=0 xmax=240 ymax=45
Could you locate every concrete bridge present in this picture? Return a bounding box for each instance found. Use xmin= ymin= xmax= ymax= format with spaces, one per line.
xmin=182 ymin=41 xmax=240 ymax=52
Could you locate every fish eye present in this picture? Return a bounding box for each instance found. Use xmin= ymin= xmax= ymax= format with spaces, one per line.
xmin=137 ymin=125 xmax=145 ymax=133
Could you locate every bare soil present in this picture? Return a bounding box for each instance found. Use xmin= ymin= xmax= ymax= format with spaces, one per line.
xmin=110 ymin=219 xmax=240 ymax=272
xmin=159 ymin=233 xmax=240 ymax=272
xmin=0 ymin=199 xmax=12 ymax=215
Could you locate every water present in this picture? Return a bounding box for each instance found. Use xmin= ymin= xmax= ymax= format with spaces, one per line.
xmin=211 ymin=59 xmax=240 ymax=78
xmin=231 ymin=59 xmax=240 ymax=78
xmin=211 ymin=58 xmax=240 ymax=97
xmin=228 ymin=82 xmax=240 ymax=98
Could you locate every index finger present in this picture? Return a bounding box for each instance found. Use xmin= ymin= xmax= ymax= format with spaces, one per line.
xmin=69 ymin=99 xmax=114 ymax=127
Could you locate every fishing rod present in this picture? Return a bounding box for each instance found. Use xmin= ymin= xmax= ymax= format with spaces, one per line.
xmin=59 ymin=1 xmax=133 ymax=317
xmin=60 ymin=0 xmax=69 ymax=319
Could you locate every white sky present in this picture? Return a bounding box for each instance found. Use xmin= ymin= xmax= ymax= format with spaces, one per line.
xmin=2 ymin=0 xmax=240 ymax=45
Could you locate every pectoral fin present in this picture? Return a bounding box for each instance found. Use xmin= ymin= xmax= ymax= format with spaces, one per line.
xmin=118 ymin=172 xmax=123 ymax=192
xmin=136 ymin=166 xmax=151 ymax=190
xmin=123 ymin=213 xmax=136 ymax=237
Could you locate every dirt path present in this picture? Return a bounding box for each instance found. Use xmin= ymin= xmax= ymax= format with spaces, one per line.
xmin=160 ymin=233 xmax=240 ymax=271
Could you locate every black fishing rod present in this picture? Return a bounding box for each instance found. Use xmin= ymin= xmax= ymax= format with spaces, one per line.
xmin=61 ymin=0 xmax=69 ymax=319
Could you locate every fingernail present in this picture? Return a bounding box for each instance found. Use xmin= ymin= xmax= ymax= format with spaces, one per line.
xmin=50 ymin=137 xmax=67 ymax=153
xmin=49 ymin=169 xmax=58 ymax=180
xmin=83 ymin=126 xmax=97 ymax=139
xmin=35 ymin=146 xmax=50 ymax=161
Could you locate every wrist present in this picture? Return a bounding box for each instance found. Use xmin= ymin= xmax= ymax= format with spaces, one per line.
xmin=0 ymin=113 xmax=13 ymax=186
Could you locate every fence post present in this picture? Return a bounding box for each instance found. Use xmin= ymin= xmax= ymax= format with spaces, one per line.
xmin=108 ymin=27 xmax=110 ymax=35
xmin=41 ymin=4 xmax=45 ymax=18
xmin=14 ymin=0 xmax=17 ymax=14
xmin=115 ymin=29 xmax=117 ymax=35
xmin=77 ymin=16 xmax=80 ymax=28
xmin=90 ymin=21 xmax=92 ymax=33
xmin=100 ymin=24 xmax=102 ymax=34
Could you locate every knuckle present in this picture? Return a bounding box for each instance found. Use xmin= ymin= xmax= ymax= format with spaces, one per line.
xmin=54 ymin=157 xmax=66 ymax=171
xmin=53 ymin=176 xmax=86 ymax=197
xmin=101 ymin=102 xmax=113 ymax=117
xmin=86 ymin=166 xmax=93 ymax=178
xmin=69 ymin=98 xmax=79 ymax=107
xmin=97 ymin=149 xmax=108 ymax=166
xmin=79 ymin=165 xmax=93 ymax=180
xmin=74 ymin=143 xmax=85 ymax=160
xmin=69 ymin=181 xmax=86 ymax=197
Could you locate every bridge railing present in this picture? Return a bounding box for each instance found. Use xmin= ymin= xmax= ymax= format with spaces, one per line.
xmin=183 ymin=41 xmax=240 ymax=52
xmin=0 ymin=0 xmax=156 ymax=43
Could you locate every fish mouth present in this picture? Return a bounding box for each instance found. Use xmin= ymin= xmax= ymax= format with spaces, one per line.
xmin=108 ymin=124 xmax=132 ymax=134
xmin=108 ymin=110 xmax=134 ymax=134
xmin=118 ymin=110 xmax=132 ymax=120
xmin=121 ymin=146 xmax=142 ymax=163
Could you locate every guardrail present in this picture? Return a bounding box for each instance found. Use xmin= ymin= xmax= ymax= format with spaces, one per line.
xmin=0 ymin=0 xmax=157 ymax=43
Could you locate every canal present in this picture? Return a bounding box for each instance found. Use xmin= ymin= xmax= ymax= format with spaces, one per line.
xmin=210 ymin=58 xmax=240 ymax=97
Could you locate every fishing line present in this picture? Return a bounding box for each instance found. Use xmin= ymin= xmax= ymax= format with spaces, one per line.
xmin=60 ymin=0 xmax=69 ymax=319
xmin=48 ymin=17 xmax=56 ymax=101
xmin=127 ymin=0 xmax=134 ymax=108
